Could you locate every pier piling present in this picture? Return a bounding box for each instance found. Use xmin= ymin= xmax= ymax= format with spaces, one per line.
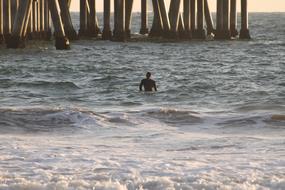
xmin=67 ymin=0 xmax=71 ymax=8
xmin=102 ymin=0 xmax=111 ymax=40
xmin=125 ymin=0 xmax=134 ymax=38
xmin=196 ymin=0 xmax=206 ymax=39
xmin=21 ymin=4 xmax=31 ymax=39
xmin=87 ymin=0 xmax=101 ymax=37
xmin=190 ymin=0 xmax=197 ymax=37
xmin=26 ymin=3 xmax=32 ymax=39
xmin=204 ymin=0 xmax=214 ymax=35
xmin=31 ymin=0 xmax=37 ymax=38
xmin=6 ymin=0 xmax=32 ymax=48
xmin=158 ymin=0 xmax=170 ymax=37
xmin=222 ymin=0 xmax=231 ymax=39
xmin=178 ymin=13 xmax=187 ymax=38
xmin=140 ymin=0 xmax=148 ymax=35
xmin=0 ymin=0 xmax=252 ymax=49
xmin=113 ymin=0 xmax=126 ymax=41
xmin=0 ymin=0 xmax=3 ymax=43
xmin=79 ymin=0 xmax=87 ymax=36
xmin=230 ymin=0 xmax=238 ymax=37
xmin=239 ymin=0 xmax=250 ymax=39
xmin=39 ymin=0 xmax=45 ymax=38
xmin=183 ymin=0 xmax=192 ymax=39
xmin=215 ymin=0 xmax=230 ymax=39
xmin=48 ymin=0 xmax=70 ymax=49
xmin=58 ymin=0 xmax=77 ymax=40
xmin=36 ymin=0 xmax=40 ymax=38
xmin=3 ymin=0 xmax=11 ymax=40
xmin=11 ymin=0 xmax=18 ymax=29
xmin=168 ymin=0 xmax=181 ymax=39
xmin=44 ymin=0 xmax=51 ymax=40
xmin=149 ymin=0 xmax=163 ymax=37
xmin=215 ymin=0 xmax=222 ymax=39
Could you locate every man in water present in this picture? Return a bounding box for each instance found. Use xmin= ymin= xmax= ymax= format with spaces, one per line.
xmin=140 ymin=72 xmax=157 ymax=92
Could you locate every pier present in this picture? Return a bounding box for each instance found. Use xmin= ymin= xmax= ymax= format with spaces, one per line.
xmin=0 ymin=0 xmax=251 ymax=50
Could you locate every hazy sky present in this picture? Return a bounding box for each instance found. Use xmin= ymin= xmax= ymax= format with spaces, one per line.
xmin=70 ymin=0 xmax=285 ymax=12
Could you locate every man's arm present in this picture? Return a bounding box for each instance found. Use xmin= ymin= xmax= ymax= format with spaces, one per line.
xmin=154 ymin=81 xmax=157 ymax=91
xmin=139 ymin=80 xmax=144 ymax=91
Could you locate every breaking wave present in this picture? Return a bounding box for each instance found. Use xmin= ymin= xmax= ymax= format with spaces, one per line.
xmin=0 ymin=107 xmax=100 ymax=133
xmin=0 ymin=107 xmax=284 ymax=134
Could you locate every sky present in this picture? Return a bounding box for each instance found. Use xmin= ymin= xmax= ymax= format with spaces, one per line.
xmin=70 ymin=0 xmax=285 ymax=12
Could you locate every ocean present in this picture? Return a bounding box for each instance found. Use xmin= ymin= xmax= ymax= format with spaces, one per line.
xmin=0 ymin=13 xmax=284 ymax=189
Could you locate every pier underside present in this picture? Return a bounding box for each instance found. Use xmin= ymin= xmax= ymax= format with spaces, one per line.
xmin=0 ymin=0 xmax=251 ymax=50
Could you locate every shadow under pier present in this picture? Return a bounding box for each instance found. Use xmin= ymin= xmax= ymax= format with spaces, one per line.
xmin=0 ymin=0 xmax=251 ymax=50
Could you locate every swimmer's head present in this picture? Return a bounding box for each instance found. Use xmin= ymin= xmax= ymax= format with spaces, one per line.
xmin=146 ymin=72 xmax=151 ymax=79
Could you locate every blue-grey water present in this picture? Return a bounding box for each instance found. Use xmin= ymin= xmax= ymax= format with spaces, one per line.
xmin=0 ymin=13 xmax=284 ymax=189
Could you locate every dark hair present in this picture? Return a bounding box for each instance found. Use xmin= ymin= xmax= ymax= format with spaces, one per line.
xmin=146 ymin=72 xmax=151 ymax=77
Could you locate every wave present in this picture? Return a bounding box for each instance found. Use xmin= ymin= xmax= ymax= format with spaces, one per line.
xmin=0 ymin=107 xmax=100 ymax=134
xmin=215 ymin=113 xmax=285 ymax=130
xmin=1 ymin=174 xmax=284 ymax=190
xmin=143 ymin=108 xmax=202 ymax=125
xmin=0 ymin=106 xmax=284 ymax=134
xmin=235 ymin=104 xmax=285 ymax=112
xmin=142 ymin=107 xmax=285 ymax=130
xmin=16 ymin=81 xmax=80 ymax=89
xmin=0 ymin=80 xmax=80 ymax=89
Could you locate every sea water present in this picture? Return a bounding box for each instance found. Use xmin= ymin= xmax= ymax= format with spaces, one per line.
xmin=0 ymin=13 xmax=284 ymax=190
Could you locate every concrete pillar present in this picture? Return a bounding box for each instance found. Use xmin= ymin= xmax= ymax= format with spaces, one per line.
xmin=3 ymin=0 xmax=11 ymax=39
xmin=183 ymin=0 xmax=192 ymax=38
xmin=6 ymin=0 xmax=32 ymax=48
xmin=215 ymin=0 xmax=231 ymax=39
xmin=230 ymin=0 xmax=238 ymax=37
xmin=36 ymin=0 xmax=41 ymax=37
xmin=0 ymin=0 xmax=4 ymax=43
xmin=168 ymin=0 xmax=181 ymax=38
xmin=222 ymin=0 xmax=231 ymax=38
xmin=21 ymin=6 xmax=31 ymax=38
xmin=239 ymin=0 xmax=250 ymax=39
xmin=39 ymin=0 xmax=45 ymax=38
xmin=215 ymin=0 xmax=223 ymax=39
xmin=44 ymin=0 xmax=51 ymax=40
xmin=149 ymin=0 xmax=163 ymax=37
xmin=58 ymin=0 xmax=77 ymax=40
xmin=183 ymin=0 xmax=190 ymax=31
xmin=113 ymin=0 xmax=117 ymax=37
xmin=88 ymin=0 xmax=101 ymax=37
xmin=29 ymin=2 xmax=35 ymax=36
xmin=48 ymin=0 xmax=70 ymax=49
xmin=10 ymin=0 xmax=18 ymax=28
xmin=36 ymin=0 xmax=41 ymax=36
xmin=125 ymin=0 xmax=133 ymax=38
xmin=140 ymin=0 xmax=148 ymax=34
xmin=196 ymin=0 xmax=206 ymax=39
xmin=32 ymin=1 xmax=38 ymax=39
xmin=204 ymin=0 xmax=214 ymax=35
xmin=27 ymin=6 xmax=32 ymax=39
xmin=102 ymin=0 xmax=111 ymax=40
xmin=113 ymin=0 xmax=126 ymax=41
xmin=178 ymin=13 xmax=187 ymax=38
xmin=158 ymin=0 xmax=170 ymax=37
xmin=190 ymin=0 xmax=195 ymax=34
xmin=79 ymin=0 xmax=87 ymax=36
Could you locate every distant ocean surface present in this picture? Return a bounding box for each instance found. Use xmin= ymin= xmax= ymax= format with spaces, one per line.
xmin=0 ymin=13 xmax=284 ymax=190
